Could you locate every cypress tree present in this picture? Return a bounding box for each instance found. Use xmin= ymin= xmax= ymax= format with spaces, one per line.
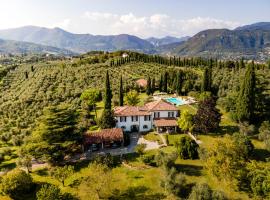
xmin=151 ymin=78 xmax=156 ymax=94
xmin=201 ymin=67 xmax=208 ymax=92
xmin=99 ymin=71 xmax=115 ymax=129
xmin=163 ymin=71 xmax=168 ymax=93
xmin=176 ymin=70 xmax=184 ymax=95
xmin=201 ymin=67 xmax=211 ymax=92
xmin=104 ymin=71 xmax=112 ymax=110
xmin=237 ymin=62 xmax=256 ymax=123
xmin=25 ymin=71 xmax=28 ymax=79
xmin=159 ymin=74 xmax=163 ymax=92
xmin=146 ymin=76 xmax=152 ymax=95
xmin=119 ymin=76 xmax=124 ymax=106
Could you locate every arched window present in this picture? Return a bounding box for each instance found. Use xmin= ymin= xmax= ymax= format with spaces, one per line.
xmin=143 ymin=125 xmax=148 ymax=129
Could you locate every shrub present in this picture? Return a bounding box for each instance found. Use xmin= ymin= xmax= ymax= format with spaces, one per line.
xmin=0 ymin=169 xmax=33 ymax=199
xmin=175 ymin=136 xmax=199 ymax=159
xmin=212 ymin=190 xmax=228 ymax=200
xmin=141 ymin=154 xmax=155 ymax=166
xmin=36 ymin=184 xmax=62 ymax=200
xmin=93 ymin=153 xmax=121 ymax=168
xmin=188 ymin=183 xmax=212 ymax=200
xmin=135 ymin=144 xmax=147 ymax=156
xmin=155 ymin=151 xmax=178 ymax=170
xmin=36 ymin=184 xmax=77 ymax=200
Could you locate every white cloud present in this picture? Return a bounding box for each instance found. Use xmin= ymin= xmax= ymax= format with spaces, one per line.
xmin=53 ymin=18 xmax=71 ymax=29
xmin=68 ymin=12 xmax=241 ymax=38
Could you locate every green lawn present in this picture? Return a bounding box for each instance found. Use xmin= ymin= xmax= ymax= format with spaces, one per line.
xmin=178 ymin=104 xmax=197 ymax=115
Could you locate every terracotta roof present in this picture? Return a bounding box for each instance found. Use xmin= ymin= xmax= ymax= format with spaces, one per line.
xmin=154 ymin=119 xmax=178 ymax=127
xmin=114 ymin=106 xmax=150 ymax=116
xmin=84 ymin=128 xmax=123 ymax=144
xmin=136 ymin=79 xmax=147 ymax=88
xmin=144 ymin=99 xmax=178 ymax=111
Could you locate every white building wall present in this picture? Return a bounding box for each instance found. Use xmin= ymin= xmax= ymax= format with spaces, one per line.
xmin=139 ymin=116 xmax=152 ymax=132
xmin=151 ymin=110 xmax=178 ymax=119
xmin=116 ymin=115 xmax=152 ymax=132
xmin=116 ymin=110 xmax=178 ymax=132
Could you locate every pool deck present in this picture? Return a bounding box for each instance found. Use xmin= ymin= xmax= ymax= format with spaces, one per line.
xmin=153 ymin=94 xmax=196 ymax=106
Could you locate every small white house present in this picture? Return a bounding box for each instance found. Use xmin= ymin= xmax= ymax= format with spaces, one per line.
xmin=114 ymin=99 xmax=179 ymax=133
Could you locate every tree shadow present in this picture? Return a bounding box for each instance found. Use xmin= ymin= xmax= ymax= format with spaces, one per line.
xmin=216 ymin=125 xmax=239 ymax=135
xmin=34 ymin=168 xmax=49 ymax=176
xmin=123 ymin=152 xmax=140 ymax=162
xmin=110 ymin=186 xmax=165 ymax=200
xmin=174 ymin=164 xmax=203 ymax=176
xmin=252 ymin=148 xmax=270 ymax=161
xmin=0 ymin=162 xmax=16 ymax=171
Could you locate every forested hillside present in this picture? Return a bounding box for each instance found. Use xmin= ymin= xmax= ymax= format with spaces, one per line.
xmin=0 ymin=52 xmax=269 ymax=146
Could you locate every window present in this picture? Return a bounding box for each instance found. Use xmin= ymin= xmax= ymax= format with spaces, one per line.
xmin=120 ymin=116 xmax=127 ymax=122
xmin=121 ymin=126 xmax=126 ymax=130
xmin=144 ymin=115 xmax=151 ymax=121
xmin=132 ymin=116 xmax=138 ymax=122
xmin=168 ymin=112 xmax=175 ymax=118
xmin=143 ymin=125 xmax=148 ymax=129
xmin=154 ymin=112 xmax=160 ymax=118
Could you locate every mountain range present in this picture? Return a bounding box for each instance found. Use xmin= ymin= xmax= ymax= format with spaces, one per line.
xmin=0 ymin=38 xmax=73 ymax=55
xmin=169 ymin=22 xmax=270 ymax=60
xmin=0 ymin=22 xmax=269 ymax=60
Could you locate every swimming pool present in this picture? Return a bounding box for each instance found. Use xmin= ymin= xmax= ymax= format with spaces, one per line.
xmin=165 ymin=97 xmax=187 ymax=106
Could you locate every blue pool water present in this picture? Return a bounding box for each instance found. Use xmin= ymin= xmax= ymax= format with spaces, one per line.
xmin=165 ymin=97 xmax=186 ymax=106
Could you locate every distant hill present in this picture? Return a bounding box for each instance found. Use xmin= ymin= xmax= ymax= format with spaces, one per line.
xmin=0 ymin=38 xmax=73 ymax=55
xmin=1 ymin=23 xmax=270 ymax=60
xmin=146 ymin=36 xmax=190 ymax=47
xmin=0 ymin=26 xmax=154 ymax=53
xmin=169 ymin=23 xmax=270 ymax=60
xmin=235 ymin=22 xmax=270 ymax=31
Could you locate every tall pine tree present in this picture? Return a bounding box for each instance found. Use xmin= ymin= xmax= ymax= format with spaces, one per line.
xmin=201 ymin=67 xmax=212 ymax=92
xmin=163 ymin=71 xmax=168 ymax=93
xmin=104 ymin=71 xmax=112 ymax=109
xmin=176 ymin=70 xmax=184 ymax=95
xmin=119 ymin=76 xmax=124 ymax=106
xmin=151 ymin=78 xmax=156 ymax=94
xmin=237 ymin=62 xmax=256 ymax=123
xmin=159 ymin=74 xmax=163 ymax=92
xmin=99 ymin=71 xmax=115 ymax=129
xmin=146 ymin=76 xmax=152 ymax=95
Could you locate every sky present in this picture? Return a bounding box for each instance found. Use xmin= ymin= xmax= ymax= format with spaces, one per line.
xmin=0 ymin=0 xmax=269 ymax=38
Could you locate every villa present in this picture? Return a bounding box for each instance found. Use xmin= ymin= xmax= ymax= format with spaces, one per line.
xmin=114 ymin=99 xmax=179 ymax=133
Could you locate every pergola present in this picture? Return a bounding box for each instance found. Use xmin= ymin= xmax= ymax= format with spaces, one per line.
xmin=154 ymin=119 xmax=178 ymax=133
xmin=84 ymin=128 xmax=124 ymax=150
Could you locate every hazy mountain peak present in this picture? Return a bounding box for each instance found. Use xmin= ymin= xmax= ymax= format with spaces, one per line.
xmin=235 ymin=22 xmax=270 ymax=31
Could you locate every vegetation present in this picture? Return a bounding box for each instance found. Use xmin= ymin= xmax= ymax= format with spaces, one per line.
xmin=0 ymin=52 xmax=269 ymax=199
xmin=178 ymin=110 xmax=194 ymax=133
xmin=22 ymin=104 xmax=80 ymax=165
xmin=194 ymin=97 xmax=221 ymax=134
xmin=124 ymin=90 xmax=140 ymax=106
xmin=52 ymin=165 xmax=75 ymax=186
xmin=237 ymin=62 xmax=256 ymax=123
xmin=175 ymin=136 xmax=199 ymax=159
xmin=0 ymin=169 xmax=33 ymax=199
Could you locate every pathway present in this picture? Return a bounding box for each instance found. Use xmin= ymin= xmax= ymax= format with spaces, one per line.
xmin=158 ymin=133 xmax=167 ymax=146
xmin=137 ymin=137 xmax=160 ymax=151
xmin=188 ymin=132 xmax=202 ymax=144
